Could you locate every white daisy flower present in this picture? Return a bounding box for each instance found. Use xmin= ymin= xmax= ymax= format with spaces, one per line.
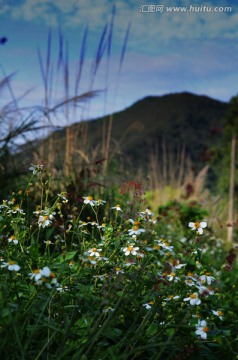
xmin=167 ymin=272 xmax=179 ymax=282
xmin=155 ymin=239 xmax=174 ymax=252
xmin=56 ymin=285 xmax=69 ymax=292
xmin=111 ymin=204 xmax=122 ymax=211
xmin=38 ymin=215 xmax=52 ymax=228
xmin=94 ymin=199 xmax=106 ymax=206
xmin=29 ymin=266 xmax=51 ymax=281
xmin=199 ymin=273 xmax=215 ymax=285
xmin=88 ymin=248 xmax=102 ymax=257
xmin=29 ymin=164 xmax=44 ymax=174
xmin=8 ymin=236 xmax=18 ymax=245
xmin=29 ymin=269 xmax=42 ymax=281
xmin=148 ymin=217 xmax=157 ymax=224
xmin=34 ymin=209 xmax=56 ymax=228
xmin=195 ymin=320 xmax=209 ymax=339
xmin=83 ymin=196 xmax=95 ymax=206
xmin=115 ymin=267 xmax=125 ymax=275
xmin=29 ymin=267 xmax=59 ymax=287
xmin=139 ymin=209 xmax=153 ymax=217
xmin=212 ymin=310 xmax=224 ymax=320
xmin=122 ymin=245 xmax=139 ymax=256
xmin=143 ymin=301 xmax=154 ymax=309
xmin=128 ymin=220 xmax=145 ymax=236
xmin=185 ymin=278 xmax=196 ymax=287
xmin=183 ymin=292 xmax=201 ymax=305
xmin=1 ymin=260 xmax=20 ymax=271
xmin=188 ymin=221 xmax=207 ymax=234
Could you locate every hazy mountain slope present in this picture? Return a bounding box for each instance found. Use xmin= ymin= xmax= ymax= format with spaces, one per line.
xmin=17 ymin=92 xmax=228 ymax=175
xmin=79 ymin=92 xmax=227 ymax=169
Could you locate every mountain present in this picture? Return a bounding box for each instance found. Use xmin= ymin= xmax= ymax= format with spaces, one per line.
xmin=16 ymin=91 xmax=228 ymax=178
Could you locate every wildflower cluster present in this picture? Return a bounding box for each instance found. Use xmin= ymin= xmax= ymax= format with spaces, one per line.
xmin=34 ymin=208 xmax=56 ymax=228
xmin=29 ymin=266 xmax=59 ymax=289
xmin=0 ymin=167 xmax=236 ymax=359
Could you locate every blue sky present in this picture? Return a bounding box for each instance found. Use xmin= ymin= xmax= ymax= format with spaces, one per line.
xmin=0 ymin=0 xmax=238 ymax=124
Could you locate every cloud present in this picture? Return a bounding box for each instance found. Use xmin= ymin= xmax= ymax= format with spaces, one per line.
xmin=3 ymin=0 xmax=238 ymax=43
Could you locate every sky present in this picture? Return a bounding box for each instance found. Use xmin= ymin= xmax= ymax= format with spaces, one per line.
xmin=0 ymin=0 xmax=238 ymax=127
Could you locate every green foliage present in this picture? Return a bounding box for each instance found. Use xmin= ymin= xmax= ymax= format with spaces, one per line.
xmin=210 ymin=94 xmax=238 ymax=196
xmin=157 ymin=200 xmax=208 ymax=238
xmin=0 ymin=166 xmax=237 ymax=359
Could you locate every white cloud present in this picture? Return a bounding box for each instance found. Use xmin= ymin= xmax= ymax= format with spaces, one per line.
xmin=4 ymin=0 xmax=238 ymax=43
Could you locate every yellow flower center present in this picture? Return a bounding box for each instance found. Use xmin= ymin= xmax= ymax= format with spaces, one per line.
xmin=87 ymin=196 xmax=93 ymax=201
xmin=153 ymin=245 xmax=159 ymax=250
xmin=205 ymin=272 xmax=211 ymax=276
xmin=170 ymin=273 xmax=176 ymax=277
xmin=196 ymin=313 xmax=201 ymax=318
xmin=116 ymin=267 xmax=121 ymax=271
xmin=8 ymin=261 xmax=15 ymax=265
xmin=169 ymin=295 xmax=174 ymax=299
xmin=50 ymin=272 xmax=56 ymax=278
xmin=194 ymin=222 xmax=200 ymax=229
xmin=202 ymin=326 xmax=209 ymax=333
xmin=43 ymin=215 xmax=48 ymax=221
xmin=33 ymin=269 xmax=40 ymax=274
xmin=149 ymin=301 xmax=154 ymax=305
xmin=92 ymin=248 xmax=97 ymax=252
xmin=218 ymin=310 xmax=224 ymax=316
xmin=128 ymin=246 xmax=133 ymax=251
xmin=190 ymin=293 xmax=197 ymax=299
xmin=132 ymin=226 xmax=139 ymax=231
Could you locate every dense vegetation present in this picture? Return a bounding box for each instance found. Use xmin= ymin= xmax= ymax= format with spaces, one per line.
xmin=0 ymin=166 xmax=237 ymax=359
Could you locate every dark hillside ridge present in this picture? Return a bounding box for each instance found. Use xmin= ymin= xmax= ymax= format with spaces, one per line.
xmin=17 ymin=92 xmax=228 ymax=174
xmin=82 ymin=92 xmax=227 ymax=170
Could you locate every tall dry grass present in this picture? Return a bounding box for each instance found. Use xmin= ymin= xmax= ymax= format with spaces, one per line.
xmin=33 ymin=8 xmax=130 ymax=185
xmin=146 ymin=141 xmax=208 ymax=206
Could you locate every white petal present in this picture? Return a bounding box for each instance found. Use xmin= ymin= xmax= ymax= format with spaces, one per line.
xmin=200 ymin=222 xmax=207 ymax=228
xmin=41 ymin=267 xmax=51 ymax=277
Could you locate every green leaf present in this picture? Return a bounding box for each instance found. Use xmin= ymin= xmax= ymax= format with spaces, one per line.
xmin=45 ymin=226 xmax=55 ymax=240
xmin=146 ymin=323 xmax=158 ymax=337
